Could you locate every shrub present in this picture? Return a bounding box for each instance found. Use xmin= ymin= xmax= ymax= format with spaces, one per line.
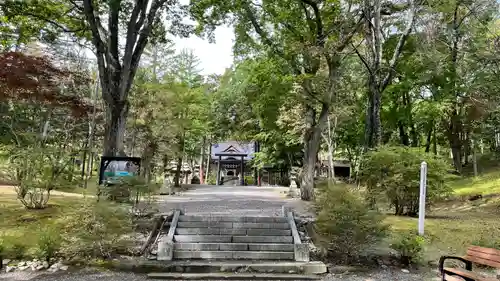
xmin=244 ymin=176 xmax=255 ymax=185
xmin=360 ymin=146 xmax=453 ymax=216
xmin=390 ymin=231 xmax=426 ymax=265
xmin=315 ymin=183 xmax=388 ymax=260
xmin=57 ymin=199 xmax=133 ymax=259
xmin=9 ymin=147 xmax=76 ymax=209
xmin=101 ymin=183 xmax=132 ymax=203
xmin=36 ymin=227 xmax=62 ymax=262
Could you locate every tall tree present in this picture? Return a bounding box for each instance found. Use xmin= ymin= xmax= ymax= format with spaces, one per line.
xmin=191 ymin=0 xmax=363 ymax=200
xmin=3 ymin=0 xmax=192 ymax=156
xmin=355 ymin=0 xmax=418 ymax=148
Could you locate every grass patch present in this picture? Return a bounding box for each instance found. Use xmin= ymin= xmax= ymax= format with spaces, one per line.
xmin=385 ymin=198 xmax=500 ymax=263
xmin=452 ymin=170 xmax=500 ymax=196
xmin=0 ymin=190 xmax=88 ymax=257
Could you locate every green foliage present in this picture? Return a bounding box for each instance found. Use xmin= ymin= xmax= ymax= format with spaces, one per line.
xmin=101 ymin=176 xmax=160 ymax=204
xmin=36 ymin=227 xmax=61 ymax=262
xmin=5 ymin=239 xmax=27 ymax=260
xmin=244 ymin=175 xmax=255 ymax=185
xmin=101 ymin=183 xmax=132 ymax=203
xmin=390 ymin=231 xmax=426 ymax=265
xmin=315 ymin=183 xmax=389 ymax=260
xmin=360 ymin=146 xmax=453 ymax=216
xmin=8 ymin=144 xmax=83 ymax=209
xmin=207 ymin=173 xmax=217 ymax=185
xmin=57 ymin=199 xmax=133 ymax=259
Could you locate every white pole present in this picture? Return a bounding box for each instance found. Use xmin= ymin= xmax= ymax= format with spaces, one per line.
xmin=418 ymin=161 xmax=427 ymax=236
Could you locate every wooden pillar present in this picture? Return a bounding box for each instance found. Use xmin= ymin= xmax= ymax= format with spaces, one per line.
xmin=216 ymin=155 xmax=221 ymax=185
xmin=240 ymin=155 xmax=245 ymax=186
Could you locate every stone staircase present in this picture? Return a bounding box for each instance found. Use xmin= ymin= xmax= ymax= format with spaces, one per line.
xmin=150 ymin=209 xmax=326 ymax=280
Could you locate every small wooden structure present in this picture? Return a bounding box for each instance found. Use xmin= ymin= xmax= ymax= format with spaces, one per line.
xmin=211 ymin=141 xmax=257 ymax=186
xmin=439 ymin=245 xmax=500 ymax=281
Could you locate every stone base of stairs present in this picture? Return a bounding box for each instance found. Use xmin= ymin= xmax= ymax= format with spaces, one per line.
xmin=106 ymin=259 xmax=327 ymax=275
xmin=151 ymin=211 xmax=323 ymax=280
xmin=147 ymin=272 xmax=322 ymax=280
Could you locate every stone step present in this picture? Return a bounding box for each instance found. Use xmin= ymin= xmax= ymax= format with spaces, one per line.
xmin=173 ymin=251 xmax=294 ymax=260
xmin=174 ymin=235 xmax=232 ymax=243
xmin=147 ymin=272 xmax=321 ymax=280
xmin=232 ymin=236 xmax=293 ymax=244
xmin=178 ymin=215 xmax=288 ymax=223
xmin=174 ymin=235 xmax=293 ymax=244
xmin=174 ymin=243 xmax=294 ymax=252
xmin=177 ymin=222 xmax=290 ymax=229
xmin=175 ymin=228 xmax=292 ymax=236
xmin=108 ymin=259 xmax=328 ymax=275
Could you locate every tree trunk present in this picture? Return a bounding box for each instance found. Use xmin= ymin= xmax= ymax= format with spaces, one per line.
xmin=361 ymin=0 xmax=416 ymax=149
xmin=448 ymin=2 xmax=462 ymax=173
xmin=449 ymin=122 xmax=462 ymax=173
xmin=103 ymin=101 xmax=129 ymax=156
xmin=425 ymin=124 xmax=433 ymax=153
xmin=89 ymin=153 xmax=94 ymax=178
xmin=365 ymin=83 xmax=382 ymax=148
xmin=433 ymin=126 xmax=438 ymax=155
xmin=463 ymin=131 xmax=470 ymax=166
xmin=199 ymin=136 xmax=206 ymax=184
xmin=472 ymin=139 xmax=478 ymax=177
xmin=300 ymin=105 xmax=327 ymax=201
xmin=81 ymin=145 xmax=87 ymax=179
xmin=365 ymin=84 xmax=382 ymax=148
xmin=174 ymin=133 xmax=185 ymax=187
xmin=141 ymin=141 xmax=157 ymax=183
xmin=205 ymin=140 xmax=211 ymax=183
xmin=174 ymin=156 xmax=182 ymax=188
xmin=398 ymin=120 xmax=410 ymax=146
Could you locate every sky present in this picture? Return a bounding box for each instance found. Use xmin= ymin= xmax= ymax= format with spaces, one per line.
xmin=79 ymin=24 xmax=235 ymax=76
xmin=172 ymin=0 xmax=235 ymax=75
xmin=172 ymin=25 xmax=235 ymax=75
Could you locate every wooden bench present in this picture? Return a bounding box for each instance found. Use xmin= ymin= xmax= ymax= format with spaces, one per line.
xmin=439 ymin=245 xmax=500 ymax=281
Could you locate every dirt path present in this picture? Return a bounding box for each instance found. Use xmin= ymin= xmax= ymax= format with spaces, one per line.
xmin=0 ymin=268 xmax=437 ymax=281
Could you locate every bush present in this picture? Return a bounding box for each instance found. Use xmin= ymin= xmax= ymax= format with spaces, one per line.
xmin=360 ymin=146 xmax=453 ymax=216
xmin=315 ymin=183 xmax=388 ymax=260
xmin=57 ymin=199 xmax=133 ymax=259
xmin=36 ymin=227 xmax=62 ymax=262
xmin=244 ymin=176 xmax=255 ymax=185
xmin=9 ymin=147 xmax=76 ymax=209
xmin=390 ymin=231 xmax=426 ymax=265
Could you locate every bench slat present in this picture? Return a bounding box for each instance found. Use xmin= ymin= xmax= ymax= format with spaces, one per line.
xmin=467 ymin=249 xmax=500 ymax=262
xmin=444 ymin=274 xmax=465 ymax=281
xmin=465 ymin=255 xmax=500 ymax=268
xmin=444 ymin=268 xmax=497 ymax=281
xmin=468 ymin=246 xmax=500 ymax=257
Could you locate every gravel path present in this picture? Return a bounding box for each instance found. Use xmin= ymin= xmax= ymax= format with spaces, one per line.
xmin=0 ymin=268 xmax=436 ymax=281
xmin=0 ymin=269 xmax=148 ymax=281
xmin=157 ymin=185 xmax=312 ymax=216
xmin=324 ymin=270 xmax=437 ymax=281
